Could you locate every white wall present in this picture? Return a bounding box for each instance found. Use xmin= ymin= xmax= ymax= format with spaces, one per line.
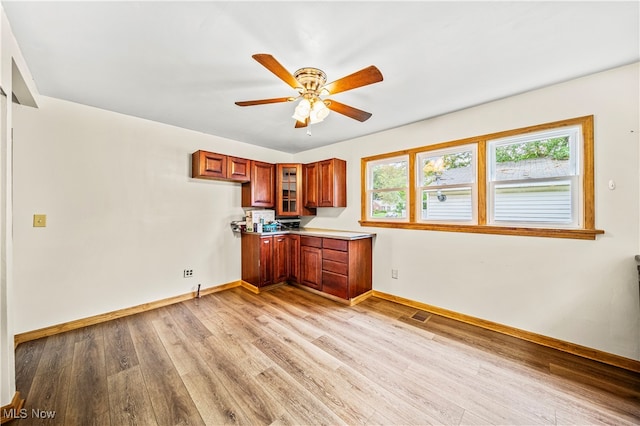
xmin=11 ymin=63 xmax=639 ymax=362
xmin=297 ymin=63 xmax=640 ymax=360
xmin=1 ymin=5 xmax=39 ymax=406
xmin=12 ymin=96 xmax=291 ymax=334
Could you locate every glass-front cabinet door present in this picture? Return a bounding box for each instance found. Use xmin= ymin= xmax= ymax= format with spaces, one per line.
xmin=277 ymin=164 xmax=301 ymax=216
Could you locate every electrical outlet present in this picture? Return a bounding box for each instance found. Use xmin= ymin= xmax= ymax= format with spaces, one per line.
xmin=391 ymin=269 xmax=398 ymax=279
xmin=183 ymin=269 xmax=193 ymax=278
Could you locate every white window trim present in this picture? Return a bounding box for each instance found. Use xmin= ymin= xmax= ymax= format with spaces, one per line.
xmin=486 ymin=125 xmax=583 ymax=229
xmin=360 ymin=115 xmax=602 ymax=240
xmin=366 ymin=154 xmax=410 ymax=222
xmin=416 ymin=144 xmax=478 ymax=225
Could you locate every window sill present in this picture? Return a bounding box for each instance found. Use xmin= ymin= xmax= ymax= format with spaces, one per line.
xmin=358 ymin=221 xmax=604 ymax=240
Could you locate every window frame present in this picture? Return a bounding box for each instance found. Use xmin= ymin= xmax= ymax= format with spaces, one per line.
xmin=486 ymin=125 xmax=582 ymax=228
xmin=416 ymin=143 xmax=478 ymax=224
xmin=365 ymin=154 xmax=410 ymax=222
xmin=360 ymin=115 xmax=603 ymax=240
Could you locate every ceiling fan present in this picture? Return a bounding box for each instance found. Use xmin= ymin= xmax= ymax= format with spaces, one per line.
xmin=235 ymin=54 xmax=383 ymax=128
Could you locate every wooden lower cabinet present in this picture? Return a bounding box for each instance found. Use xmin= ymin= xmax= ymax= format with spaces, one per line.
xmin=272 ymin=235 xmax=288 ymax=284
xmin=241 ymin=234 xmax=273 ymax=287
xmin=242 ymin=233 xmax=300 ymax=288
xmin=298 ymin=235 xmax=372 ymax=300
xmin=300 ymin=237 xmax=323 ymax=290
xmin=242 ymin=232 xmax=372 ymax=300
xmin=287 ymin=234 xmax=300 ymax=283
xmin=321 ymin=237 xmax=372 ymax=299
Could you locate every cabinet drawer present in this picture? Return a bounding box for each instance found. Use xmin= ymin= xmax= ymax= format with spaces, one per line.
xmin=300 ymin=236 xmax=322 ymax=248
xmin=322 ymin=249 xmax=348 ymax=264
xmin=322 ymin=259 xmax=348 ymax=275
xmin=322 ymin=238 xmax=348 ymax=251
xmin=322 ymin=271 xmax=348 ymax=299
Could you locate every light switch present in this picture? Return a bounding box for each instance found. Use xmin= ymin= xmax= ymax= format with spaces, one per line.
xmin=33 ymin=214 xmax=47 ymax=227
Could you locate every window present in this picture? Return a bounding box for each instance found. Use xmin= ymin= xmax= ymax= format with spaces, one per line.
xmin=360 ymin=116 xmax=603 ymax=240
xmin=487 ymin=126 xmax=581 ymax=228
xmin=366 ymin=155 xmax=409 ymax=220
xmin=417 ymin=144 xmax=477 ymax=223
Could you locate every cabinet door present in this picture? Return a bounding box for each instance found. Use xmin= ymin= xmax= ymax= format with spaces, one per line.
xmin=272 ymin=235 xmax=288 ymax=284
xmin=242 ymin=161 xmax=275 ymax=207
xmin=303 ymin=162 xmax=318 ymax=208
xmin=277 ymin=164 xmax=302 ymax=216
xmin=227 ymin=157 xmax=251 ymax=182
xmin=300 ymin=245 xmax=322 ymax=290
xmin=318 ymin=159 xmax=347 ymax=207
xmin=259 ymin=236 xmax=273 ymax=287
xmin=241 ymin=233 xmax=260 ymax=286
xmin=287 ymin=234 xmax=300 ymax=283
xmin=192 ymin=150 xmax=226 ymax=180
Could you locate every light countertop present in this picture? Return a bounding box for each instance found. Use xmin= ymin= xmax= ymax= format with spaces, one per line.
xmin=243 ymin=228 xmax=375 ymax=240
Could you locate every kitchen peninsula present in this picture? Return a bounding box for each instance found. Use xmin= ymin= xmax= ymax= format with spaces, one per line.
xmin=241 ymin=228 xmax=374 ymax=305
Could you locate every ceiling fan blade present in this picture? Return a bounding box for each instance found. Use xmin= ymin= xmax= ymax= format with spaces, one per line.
xmin=235 ymin=97 xmax=294 ymax=106
xmin=323 ymin=65 xmax=383 ymax=95
xmin=252 ymin=54 xmax=301 ymax=89
xmin=326 ymin=100 xmax=372 ymax=122
xmin=294 ymin=118 xmax=308 ymax=128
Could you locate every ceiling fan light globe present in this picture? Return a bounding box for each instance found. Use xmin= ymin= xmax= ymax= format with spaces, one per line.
xmin=310 ymin=100 xmax=329 ymax=123
xmin=292 ymin=110 xmax=308 ymax=122
xmin=316 ymin=104 xmax=330 ymax=120
xmin=309 ymin=111 xmax=323 ymax=124
xmin=293 ymin=98 xmax=311 ymax=119
xmin=298 ymin=98 xmax=311 ymax=110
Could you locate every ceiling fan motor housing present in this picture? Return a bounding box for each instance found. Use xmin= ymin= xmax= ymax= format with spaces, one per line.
xmin=294 ymin=67 xmax=327 ymax=97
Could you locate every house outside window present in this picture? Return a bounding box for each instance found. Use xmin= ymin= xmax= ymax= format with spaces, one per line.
xmin=487 ymin=126 xmax=581 ymax=228
xmin=366 ymin=155 xmax=409 ymax=220
xmin=360 ymin=115 xmax=602 ymax=240
xmin=417 ymin=144 xmax=477 ymax=223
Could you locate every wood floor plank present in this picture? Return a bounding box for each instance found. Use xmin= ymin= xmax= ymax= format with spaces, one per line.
xmin=199 ymin=311 xmax=276 ymax=377
xmin=13 ymin=337 xmax=46 ymax=399
xmin=128 ymin=313 xmax=205 ymax=426
xmin=152 ymin=313 xmax=254 ymax=425
xmin=253 ymin=366 xmax=347 ymax=425
xmin=192 ymin=334 xmax=281 ymax=424
xmin=252 ymin=313 xmax=405 ymax=424
xmin=18 ymin=331 xmax=75 ymax=426
xmin=65 ymin=326 xmax=110 ymax=426
xmin=102 ymin=317 xmax=140 ymax=377
xmin=312 ymin=333 xmax=465 ymax=425
xmin=14 ymin=284 xmax=640 ymax=426
xmin=167 ymin=301 xmax=213 ymax=343
xmin=107 ymin=365 xmax=158 ymax=426
xmin=251 ymin=334 xmax=373 ymax=425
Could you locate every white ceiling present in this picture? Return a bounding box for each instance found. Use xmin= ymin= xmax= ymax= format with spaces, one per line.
xmin=2 ymin=1 xmax=638 ymax=154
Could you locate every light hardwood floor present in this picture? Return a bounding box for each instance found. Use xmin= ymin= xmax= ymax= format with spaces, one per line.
xmin=14 ymin=285 xmax=640 ymax=425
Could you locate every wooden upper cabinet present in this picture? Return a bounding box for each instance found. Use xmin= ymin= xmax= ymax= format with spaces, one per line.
xmin=303 ymin=162 xmax=319 ymax=208
xmin=192 ymin=150 xmax=226 ymax=180
xmin=304 ymin=158 xmax=346 ymax=208
xmin=242 ymin=160 xmax=275 ymax=208
xmin=277 ymin=164 xmax=316 ymax=217
xmin=227 ymin=156 xmax=251 ymax=181
xmin=192 ymin=150 xmax=250 ymax=182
